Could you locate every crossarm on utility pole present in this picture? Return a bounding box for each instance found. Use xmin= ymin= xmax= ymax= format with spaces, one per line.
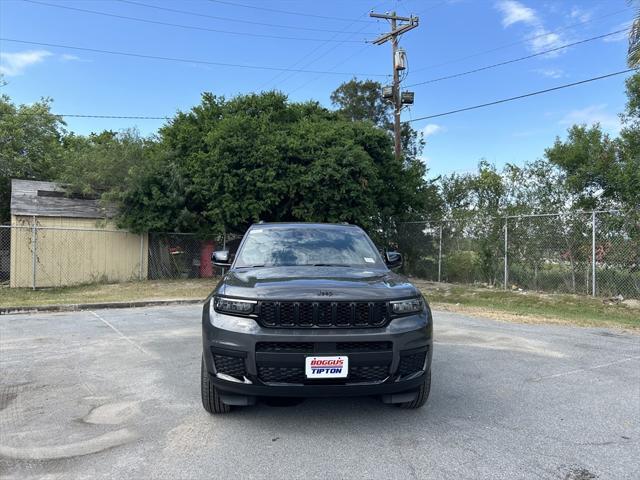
xmin=368 ymin=11 xmax=419 ymax=163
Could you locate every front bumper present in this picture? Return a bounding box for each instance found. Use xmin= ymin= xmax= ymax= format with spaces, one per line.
xmin=202 ymin=300 xmax=433 ymax=399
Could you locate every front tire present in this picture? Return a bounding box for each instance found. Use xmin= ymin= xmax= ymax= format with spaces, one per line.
xmin=398 ymin=369 xmax=431 ymax=409
xmin=201 ymin=356 xmax=231 ymax=414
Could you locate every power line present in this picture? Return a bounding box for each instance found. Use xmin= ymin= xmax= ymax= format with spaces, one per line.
xmin=206 ymin=0 xmax=370 ymax=23
xmin=258 ymin=2 xmax=386 ymax=91
xmin=369 ymin=10 xmax=420 ymax=162
xmin=0 ymin=112 xmax=170 ymax=120
xmin=405 ymin=28 xmax=630 ymax=88
xmin=288 ymin=44 xmax=372 ymax=95
xmin=272 ymin=23 xmax=375 ymax=90
xmin=4 ymin=69 xmax=634 ymax=124
xmin=2 ymin=69 xmax=634 ymax=122
xmin=411 ymin=7 xmax=632 ymax=73
xmin=0 ymin=38 xmax=387 ymax=77
xmin=407 ymin=69 xmax=636 ymax=123
xmin=115 ymin=0 xmax=376 ymax=34
xmin=22 ymin=0 xmax=365 ymax=43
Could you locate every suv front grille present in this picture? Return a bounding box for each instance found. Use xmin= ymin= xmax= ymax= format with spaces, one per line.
xmin=258 ymin=366 xmax=306 ymax=383
xmin=255 ymin=341 xmax=393 ymax=384
xmin=256 ymin=301 xmax=389 ymax=328
xmin=255 ymin=341 xmax=391 ymax=354
xmin=336 ymin=341 xmax=392 ymax=352
xmin=350 ymin=365 xmax=389 ymax=382
xmin=256 ymin=342 xmax=314 ymax=353
xmin=257 ymin=365 xmax=389 ymax=384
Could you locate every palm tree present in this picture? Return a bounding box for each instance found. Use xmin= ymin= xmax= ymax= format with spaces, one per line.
xmin=630 ymin=1 xmax=640 ymax=67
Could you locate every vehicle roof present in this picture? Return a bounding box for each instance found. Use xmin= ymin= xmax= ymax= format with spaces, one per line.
xmin=249 ymin=222 xmax=359 ymax=230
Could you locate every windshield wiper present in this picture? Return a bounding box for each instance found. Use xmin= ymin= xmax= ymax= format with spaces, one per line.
xmin=307 ymin=263 xmax=350 ymax=267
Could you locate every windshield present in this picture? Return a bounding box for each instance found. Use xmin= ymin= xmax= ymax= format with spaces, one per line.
xmin=234 ymin=226 xmax=384 ymax=268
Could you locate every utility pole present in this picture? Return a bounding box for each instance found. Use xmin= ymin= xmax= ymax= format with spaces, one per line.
xmin=369 ymin=11 xmax=419 ymax=162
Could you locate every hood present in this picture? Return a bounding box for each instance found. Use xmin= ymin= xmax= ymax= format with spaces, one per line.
xmin=216 ymin=266 xmax=419 ymax=301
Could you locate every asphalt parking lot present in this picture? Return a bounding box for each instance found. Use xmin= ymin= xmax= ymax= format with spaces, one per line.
xmin=1 ymin=305 xmax=639 ymax=480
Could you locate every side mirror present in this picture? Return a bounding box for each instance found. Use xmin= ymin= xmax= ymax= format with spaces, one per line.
xmin=385 ymin=251 xmax=403 ymax=269
xmin=212 ymin=250 xmax=231 ymax=267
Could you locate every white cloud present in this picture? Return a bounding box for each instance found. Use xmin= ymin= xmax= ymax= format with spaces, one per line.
xmin=569 ymin=6 xmax=592 ymax=23
xmin=61 ymin=53 xmax=81 ymax=61
xmin=559 ymin=104 xmax=620 ymax=133
xmin=528 ymin=27 xmax=564 ymax=53
xmin=495 ymin=0 xmax=538 ymax=27
xmin=534 ymin=67 xmax=565 ymax=79
xmin=0 ymin=50 xmax=52 ymax=76
xmin=494 ymin=1 xmax=565 ymax=54
xmin=422 ymin=124 xmax=445 ymax=137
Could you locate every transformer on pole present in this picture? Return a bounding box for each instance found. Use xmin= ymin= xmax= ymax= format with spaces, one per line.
xmin=369 ymin=11 xmax=419 ymax=162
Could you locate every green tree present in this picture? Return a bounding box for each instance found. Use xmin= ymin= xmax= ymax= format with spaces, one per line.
xmin=629 ymin=1 xmax=640 ymax=67
xmin=58 ymin=128 xmax=151 ymax=198
xmin=0 ymin=96 xmax=66 ymax=222
xmin=330 ymin=78 xmax=390 ymax=125
xmin=545 ymin=73 xmax=640 ymax=211
xmin=116 ymin=91 xmax=438 ymax=236
xmin=330 ymin=78 xmax=425 ymax=161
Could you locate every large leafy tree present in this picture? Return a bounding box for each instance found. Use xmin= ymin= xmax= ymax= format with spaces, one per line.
xmin=116 ymin=91 xmax=437 ymax=236
xmin=58 ymin=129 xmax=150 ymax=198
xmin=330 ymin=78 xmax=425 ymax=161
xmin=330 ymin=78 xmax=441 ymax=250
xmin=618 ymin=73 xmax=640 ymax=210
xmin=0 ymin=96 xmax=66 ymax=222
xmin=545 ymin=73 xmax=640 ymax=211
xmin=330 ymin=79 xmax=390 ymax=125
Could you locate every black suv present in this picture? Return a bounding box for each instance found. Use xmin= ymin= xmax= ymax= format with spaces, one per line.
xmin=201 ymin=223 xmax=433 ymax=413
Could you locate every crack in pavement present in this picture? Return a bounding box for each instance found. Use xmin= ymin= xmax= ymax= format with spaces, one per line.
xmin=528 ymin=355 xmax=640 ymax=382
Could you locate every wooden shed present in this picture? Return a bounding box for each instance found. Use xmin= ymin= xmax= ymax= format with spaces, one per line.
xmin=9 ymin=179 xmax=148 ymax=288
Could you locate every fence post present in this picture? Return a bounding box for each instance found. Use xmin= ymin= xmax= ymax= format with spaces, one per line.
xmin=503 ymin=217 xmax=508 ymax=290
xmin=31 ymin=216 xmax=37 ymax=290
xmin=437 ymin=223 xmax=442 ymax=283
xmin=139 ymin=234 xmax=144 ymax=281
xmin=222 ymin=230 xmax=226 ymax=276
xmin=592 ymin=211 xmax=596 ymax=297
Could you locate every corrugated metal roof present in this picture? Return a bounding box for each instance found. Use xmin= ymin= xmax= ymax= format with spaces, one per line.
xmin=10 ymin=179 xmax=117 ymax=219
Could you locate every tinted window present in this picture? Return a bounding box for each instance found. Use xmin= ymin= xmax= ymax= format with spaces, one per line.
xmin=234 ymin=227 xmax=384 ymax=268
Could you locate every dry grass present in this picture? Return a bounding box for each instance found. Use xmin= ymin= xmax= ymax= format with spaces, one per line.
xmin=0 ymin=279 xmax=215 ymax=308
xmin=413 ymin=279 xmax=640 ymax=331
xmin=2 ymin=278 xmax=638 ymax=331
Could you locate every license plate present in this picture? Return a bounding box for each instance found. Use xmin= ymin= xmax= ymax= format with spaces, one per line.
xmin=305 ymin=356 xmax=348 ymax=379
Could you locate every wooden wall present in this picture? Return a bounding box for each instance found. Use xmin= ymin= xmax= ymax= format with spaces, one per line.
xmin=10 ymin=216 xmax=148 ymax=288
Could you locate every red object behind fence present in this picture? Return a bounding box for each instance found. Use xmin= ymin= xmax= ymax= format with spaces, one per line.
xmin=200 ymin=241 xmax=215 ymax=278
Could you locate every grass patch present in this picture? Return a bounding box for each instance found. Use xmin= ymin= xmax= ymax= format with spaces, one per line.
xmin=413 ymin=279 xmax=640 ymax=330
xmin=2 ymin=277 xmax=638 ymax=331
xmin=0 ymin=278 xmax=215 ymax=308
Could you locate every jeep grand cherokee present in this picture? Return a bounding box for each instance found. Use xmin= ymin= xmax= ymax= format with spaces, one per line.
xmin=201 ymin=223 xmax=433 ymax=413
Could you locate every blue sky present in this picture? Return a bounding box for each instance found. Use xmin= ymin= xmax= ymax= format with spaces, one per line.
xmin=0 ymin=0 xmax=635 ymax=177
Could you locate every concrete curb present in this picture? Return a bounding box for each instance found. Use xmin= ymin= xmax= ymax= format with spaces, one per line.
xmin=0 ymin=298 xmax=205 ymax=315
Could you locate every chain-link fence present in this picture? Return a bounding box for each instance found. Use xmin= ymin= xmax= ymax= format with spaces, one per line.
xmin=147 ymin=232 xmax=241 ymax=280
xmin=0 ymin=224 xmax=240 ymax=289
xmin=398 ymin=210 xmax=640 ymax=299
xmin=2 ymin=212 xmax=638 ymax=299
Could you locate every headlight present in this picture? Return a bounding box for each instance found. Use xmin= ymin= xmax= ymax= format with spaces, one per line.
xmin=212 ymin=297 xmax=256 ymax=316
xmin=390 ymin=297 xmax=424 ymax=315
